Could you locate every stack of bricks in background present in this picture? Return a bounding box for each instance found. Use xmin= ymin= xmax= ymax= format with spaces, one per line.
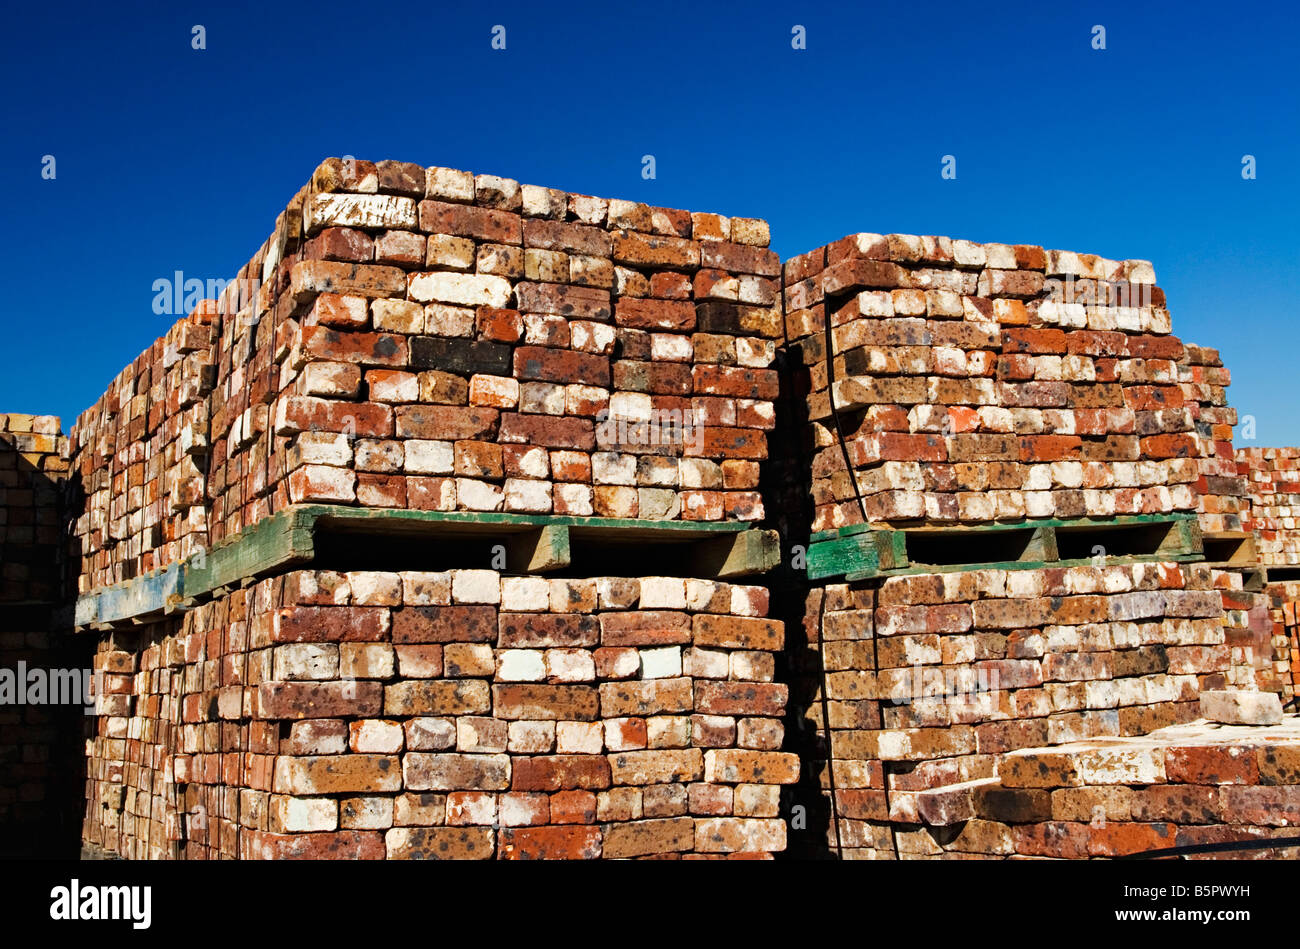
xmin=1178 ymin=345 xmax=1279 ymax=695
xmin=0 ymin=414 xmax=87 ymax=856
xmin=0 ymin=414 xmax=68 ymax=602
xmin=799 ymin=561 xmax=1228 ymax=859
xmin=202 ymin=158 xmax=781 ymax=546
xmin=81 ymin=569 xmax=797 ymax=859
xmin=1264 ymin=579 xmax=1300 ymax=702
xmin=899 ymin=716 xmax=1300 ymax=859
xmin=65 ymin=311 xmax=217 ymax=593
xmin=782 ymin=234 xmax=1197 ymax=530
xmin=1239 ymin=447 xmax=1300 ymax=566
xmin=1179 ymin=345 xmax=1247 ymax=534
xmin=1239 ymin=446 xmax=1300 ymax=700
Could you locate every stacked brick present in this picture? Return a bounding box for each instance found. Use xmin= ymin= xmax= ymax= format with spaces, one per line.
xmin=801 ymin=561 xmax=1229 ymax=858
xmin=0 ymin=414 xmax=69 ymax=602
xmin=0 ymin=414 xmax=87 ymax=856
xmin=900 ymin=717 xmax=1300 ymax=859
xmin=1174 ymin=346 xmax=1279 ymax=694
xmin=1238 ymin=447 xmax=1300 ymax=566
xmin=81 ymin=569 xmax=797 ymax=859
xmin=782 ymin=235 xmax=1198 ymax=531
xmin=1239 ymin=447 xmax=1300 ymax=700
xmin=65 ymin=311 xmax=218 ymax=592
xmin=1179 ymin=344 xmax=1247 ymax=534
xmin=1265 ymin=580 xmax=1300 ymax=700
xmin=198 ymin=159 xmax=781 ymax=547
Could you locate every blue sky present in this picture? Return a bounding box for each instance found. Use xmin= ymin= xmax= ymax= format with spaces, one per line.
xmin=3 ymin=0 xmax=1296 ymax=443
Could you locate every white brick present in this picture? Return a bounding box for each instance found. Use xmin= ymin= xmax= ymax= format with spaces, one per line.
xmin=501 ymin=577 xmax=550 ymax=612
xmin=640 ymin=646 xmax=683 ymax=679
xmin=640 ymin=577 xmax=687 ymax=610
xmin=497 ymin=649 xmax=546 ymax=681
xmin=452 ymin=569 xmax=501 ymax=604
xmin=556 ymin=721 xmax=603 ymax=755
xmin=408 ymin=272 xmax=512 ymax=308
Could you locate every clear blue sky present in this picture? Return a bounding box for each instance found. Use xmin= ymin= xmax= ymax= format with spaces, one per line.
xmin=4 ymin=1 xmax=1296 ymax=443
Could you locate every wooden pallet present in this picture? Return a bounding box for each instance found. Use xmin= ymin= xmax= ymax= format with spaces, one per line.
xmin=74 ymin=505 xmax=779 ymax=629
xmin=1201 ymin=531 xmax=1259 ymax=569
xmin=806 ymin=513 xmax=1203 ymax=582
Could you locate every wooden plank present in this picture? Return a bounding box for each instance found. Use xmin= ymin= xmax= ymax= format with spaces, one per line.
xmin=810 ymin=511 xmax=1198 ymax=544
xmin=1023 ymin=526 xmax=1058 ymax=563
xmin=808 ymin=532 xmax=881 ymax=581
xmin=76 ymin=563 xmax=184 ymax=627
xmin=183 ymin=507 xmax=316 ymax=596
xmin=73 ymin=504 xmax=767 ymax=628
xmin=1202 ymin=531 xmax=1257 ymax=568
xmin=690 ymin=530 xmax=780 ymax=579
xmin=507 ymin=525 xmax=571 ymax=573
xmin=308 ymin=505 xmax=748 ymax=539
xmin=1158 ymin=517 xmax=1202 ymax=558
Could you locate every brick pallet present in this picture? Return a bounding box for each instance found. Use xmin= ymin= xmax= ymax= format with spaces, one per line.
xmin=81 ymin=569 xmax=796 ymax=859
xmin=0 ymin=414 xmax=86 ymax=856
xmin=796 ymin=561 xmax=1231 ymax=858
xmin=1238 ymin=446 xmax=1300 ymax=701
xmin=783 ymin=234 xmax=1200 ymax=532
xmin=206 ymin=159 xmax=781 ymax=548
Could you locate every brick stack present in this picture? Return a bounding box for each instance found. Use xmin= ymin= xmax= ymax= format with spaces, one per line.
xmin=1179 ymin=344 xmax=1248 ymax=534
xmin=1239 ymin=446 xmax=1300 ymax=700
xmin=1265 ymin=580 xmax=1300 ymax=701
xmin=81 ymin=569 xmax=797 ymax=859
xmin=0 ymin=414 xmax=69 ymax=602
xmin=1175 ymin=346 xmax=1279 ymax=694
xmin=782 ymin=235 xmax=1198 ymax=531
xmin=903 ymin=716 xmax=1300 ymax=859
xmin=66 ymin=311 xmax=218 ymax=592
xmin=1239 ymin=447 xmax=1300 ymax=566
xmin=0 ymin=414 xmax=87 ymax=856
xmin=199 ymin=159 xmax=781 ymax=546
xmin=802 ymin=561 xmax=1229 ymax=858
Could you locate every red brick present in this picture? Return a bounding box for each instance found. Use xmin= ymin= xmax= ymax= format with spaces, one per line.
xmin=512 ymin=755 xmax=611 ymax=791
xmin=692 ymin=615 xmax=782 ymax=651
xmin=515 ymin=282 xmax=611 ymax=321
xmin=256 ymin=681 xmax=382 ymax=719
xmin=272 ymin=606 xmax=390 ymax=643
xmin=615 ymin=298 xmax=696 ymax=331
xmin=695 ymin=682 xmax=788 ymax=716
xmin=419 ymin=199 xmax=520 ymax=243
xmin=394 ymin=405 xmax=498 ymax=440
xmin=599 ymin=611 xmax=692 ymax=646
xmin=392 ymin=606 xmax=498 ymax=644
xmin=513 ymin=346 xmax=610 ymax=387
xmin=498 ymin=825 xmax=602 ymax=859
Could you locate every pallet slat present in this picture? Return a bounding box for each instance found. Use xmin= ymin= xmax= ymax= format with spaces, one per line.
xmin=73 ymin=505 xmax=779 ymax=629
xmin=807 ymin=513 xmax=1204 ymax=582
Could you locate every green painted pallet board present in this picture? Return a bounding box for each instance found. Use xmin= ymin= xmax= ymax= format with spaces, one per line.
xmin=74 ymin=504 xmax=776 ymax=630
xmin=810 ymin=511 xmax=1198 ymax=544
xmin=809 ymin=512 xmax=1204 ymax=582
